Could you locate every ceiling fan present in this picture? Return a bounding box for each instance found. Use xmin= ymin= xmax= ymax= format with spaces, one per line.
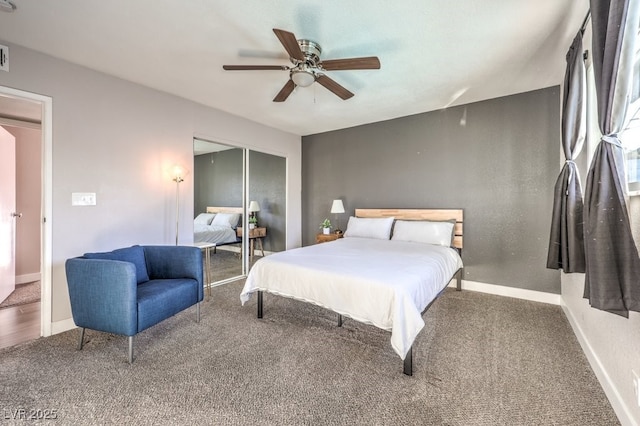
xmin=223 ymin=28 xmax=381 ymax=102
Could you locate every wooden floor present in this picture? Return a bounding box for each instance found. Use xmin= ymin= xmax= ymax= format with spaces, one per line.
xmin=0 ymin=301 xmax=41 ymax=350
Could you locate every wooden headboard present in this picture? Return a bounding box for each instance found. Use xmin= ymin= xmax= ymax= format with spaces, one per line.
xmin=354 ymin=208 xmax=463 ymax=250
xmin=206 ymin=206 xmax=243 ymax=215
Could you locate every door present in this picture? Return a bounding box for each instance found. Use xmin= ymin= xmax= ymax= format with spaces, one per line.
xmin=0 ymin=126 xmax=16 ymax=303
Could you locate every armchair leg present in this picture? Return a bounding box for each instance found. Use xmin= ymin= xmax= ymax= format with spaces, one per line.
xmin=128 ymin=336 xmax=134 ymax=364
xmin=77 ymin=327 xmax=85 ymax=350
xmin=197 ymin=302 xmax=201 ymax=323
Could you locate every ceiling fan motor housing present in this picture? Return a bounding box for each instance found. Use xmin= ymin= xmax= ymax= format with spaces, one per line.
xmin=295 ymin=40 xmax=321 ymax=65
xmin=289 ymin=39 xmax=322 ymax=87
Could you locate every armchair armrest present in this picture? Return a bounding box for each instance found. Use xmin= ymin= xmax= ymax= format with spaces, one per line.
xmin=65 ymin=258 xmax=138 ymax=336
xmin=143 ymin=246 xmax=204 ymax=300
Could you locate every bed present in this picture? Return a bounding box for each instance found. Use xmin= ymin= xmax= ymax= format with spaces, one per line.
xmin=194 ymin=207 xmax=242 ymax=246
xmin=240 ymin=208 xmax=464 ymax=375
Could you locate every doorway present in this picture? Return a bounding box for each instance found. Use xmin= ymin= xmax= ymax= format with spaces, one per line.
xmin=0 ymin=86 xmax=52 ymax=348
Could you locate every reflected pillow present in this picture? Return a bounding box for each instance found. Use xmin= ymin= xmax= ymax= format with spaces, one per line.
xmin=343 ymin=216 xmax=395 ymax=240
xmin=210 ymin=212 xmax=240 ymax=228
xmin=391 ymin=220 xmax=455 ymax=246
xmin=194 ymin=213 xmax=216 ymax=225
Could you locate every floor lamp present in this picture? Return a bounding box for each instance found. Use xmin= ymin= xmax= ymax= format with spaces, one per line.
xmin=172 ymin=165 xmax=186 ymax=246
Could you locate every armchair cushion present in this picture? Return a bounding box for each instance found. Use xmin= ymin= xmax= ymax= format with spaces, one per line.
xmin=137 ymin=278 xmax=200 ymax=331
xmin=84 ymin=245 xmax=149 ymax=284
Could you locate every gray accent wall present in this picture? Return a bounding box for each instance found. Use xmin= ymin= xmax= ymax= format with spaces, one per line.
xmin=249 ymin=150 xmax=287 ymax=252
xmin=302 ymin=87 xmax=561 ymax=294
xmin=194 ymin=149 xmax=287 ymax=252
xmin=194 ymin=148 xmax=243 ymax=212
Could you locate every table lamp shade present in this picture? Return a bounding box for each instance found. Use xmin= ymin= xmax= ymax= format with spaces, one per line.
xmin=331 ymin=199 xmax=345 ymax=214
xmin=249 ymin=201 xmax=261 ymax=212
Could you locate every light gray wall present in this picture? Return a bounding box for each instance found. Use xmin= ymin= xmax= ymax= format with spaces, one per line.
xmin=302 ymin=87 xmax=561 ymax=294
xmin=559 ymin=25 xmax=640 ymax=425
xmin=0 ymin=41 xmax=302 ymax=323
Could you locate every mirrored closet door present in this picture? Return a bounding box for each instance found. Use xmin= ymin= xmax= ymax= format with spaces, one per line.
xmin=246 ymin=150 xmax=287 ymax=269
xmin=193 ymin=138 xmax=286 ymax=287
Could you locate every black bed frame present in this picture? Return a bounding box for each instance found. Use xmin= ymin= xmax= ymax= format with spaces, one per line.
xmin=211 ymin=237 xmax=242 ymax=254
xmin=255 ymin=266 xmax=463 ymax=376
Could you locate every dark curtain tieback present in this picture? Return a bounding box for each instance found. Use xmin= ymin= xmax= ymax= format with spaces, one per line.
xmin=565 ymin=160 xmax=577 ymax=196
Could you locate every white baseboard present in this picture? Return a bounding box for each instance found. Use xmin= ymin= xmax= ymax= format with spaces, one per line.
xmin=16 ymin=273 xmax=41 ymax=285
xmin=448 ymin=279 xmax=562 ymax=305
xmin=51 ymin=317 xmax=76 ymax=335
xmin=216 ymin=246 xmax=274 ymax=256
xmin=562 ymin=304 xmax=637 ymax=426
xmin=217 ymin=246 xmax=240 ymax=254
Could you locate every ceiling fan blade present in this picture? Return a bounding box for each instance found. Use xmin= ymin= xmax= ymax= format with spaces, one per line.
xmin=316 ymin=75 xmax=354 ymax=100
xmin=223 ymin=65 xmax=289 ymax=71
xmin=321 ymin=56 xmax=381 ymax=71
xmin=273 ymin=28 xmax=305 ymax=61
xmin=273 ymin=79 xmax=296 ymax=102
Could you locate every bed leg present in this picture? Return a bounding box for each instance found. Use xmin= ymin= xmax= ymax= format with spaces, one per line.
xmin=337 ymin=314 xmax=343 ymax=327
xmin=257 ymin=291 xmax=263 ymax=319
xmin=403 ymin=346 xmax=413 ymax=376
xmin=456 ymin=268 xmax=463 ymax=291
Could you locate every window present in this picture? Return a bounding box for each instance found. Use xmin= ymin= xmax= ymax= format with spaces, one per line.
xmin=620 ymin=26 xmax=640 ymax=195
xmin=625 ymin=110 xmax=640 ymax=194
xmin=624 ymin=27 xmax=640 ymax=195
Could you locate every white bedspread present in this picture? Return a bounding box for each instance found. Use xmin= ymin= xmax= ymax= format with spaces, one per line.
xmin=194 ymin=223 xmax=238 ymax=245
xmin=240 ymin=237 xmax=463 ymax=359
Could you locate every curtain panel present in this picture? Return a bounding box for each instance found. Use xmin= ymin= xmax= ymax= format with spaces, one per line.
xmin=547 ymin=31 xmax=587 ymax=273
xmin=583 ymin=0 xmax=640 ymax=317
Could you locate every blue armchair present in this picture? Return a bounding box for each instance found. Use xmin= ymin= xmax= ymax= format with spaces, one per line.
xmin=65 ymin=245 xmax=203 ymax=363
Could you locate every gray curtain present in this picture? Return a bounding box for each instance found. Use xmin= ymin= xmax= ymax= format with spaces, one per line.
xmin=547 ymin=31 xmax=587 ymax=273
xmin=583 ymin=0 xmax=640 ymax=317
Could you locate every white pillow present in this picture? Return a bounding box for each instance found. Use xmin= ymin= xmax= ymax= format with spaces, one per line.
xmin=210 ymin=212 xmax=240 ymax=228
xmin=391 ymin=220 xmax=455 ymax=246
xmin=343 ymin=216 xmax=395 ymax=240
xmin=194 ymin=213 xmax=215 ymax=225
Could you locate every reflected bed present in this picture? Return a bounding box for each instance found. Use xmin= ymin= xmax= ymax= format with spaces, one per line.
xmin=194 ymin=207 xmax=242 ymax=247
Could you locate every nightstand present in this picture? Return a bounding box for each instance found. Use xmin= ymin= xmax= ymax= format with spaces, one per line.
xmin=316 ymin=232 xmax=343 ymax=244
xmin=237 ymin=227 xmax=266 ymax=258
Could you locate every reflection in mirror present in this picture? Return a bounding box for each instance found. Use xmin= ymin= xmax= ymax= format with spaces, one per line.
xmin=193 ymin=139 xmax=244 ymax=285
xmin=246 ymin=150 xmax=287 ymax=269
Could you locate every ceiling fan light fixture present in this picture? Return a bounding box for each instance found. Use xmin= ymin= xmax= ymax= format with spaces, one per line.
xmin=291 ymin=69 xmax=316 ymax=87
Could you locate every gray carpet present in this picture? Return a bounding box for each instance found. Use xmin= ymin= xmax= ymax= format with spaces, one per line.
xmin=210 ymin=248 xmax=260 ymax=283
xmin=0 ymin=281 xmax=40 ymax=309
xmin=0 ymin=281 xmax=619 ymax=425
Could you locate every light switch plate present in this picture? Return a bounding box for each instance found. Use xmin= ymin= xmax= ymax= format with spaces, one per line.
xmin=72 ymin=192 xmax=96 ymax=206
xmin=0 ymin=44 xmax=8 ymax=72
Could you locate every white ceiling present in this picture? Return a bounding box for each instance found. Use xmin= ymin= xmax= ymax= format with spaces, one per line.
xmin=0 ymin=0 xmax=588 ymax=136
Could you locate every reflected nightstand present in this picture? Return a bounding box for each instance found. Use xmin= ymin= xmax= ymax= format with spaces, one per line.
xmin=237 ymin=226 xmax=266 ymax=258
